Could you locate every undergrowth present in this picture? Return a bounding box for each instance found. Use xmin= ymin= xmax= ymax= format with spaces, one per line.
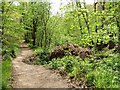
xmin=34 ymin=47 xmax=120 ymax=88
xmin=2 ymin=46 xmax=21 ymax=89
xmin=2 ymin=59 xmax=12 ymax=89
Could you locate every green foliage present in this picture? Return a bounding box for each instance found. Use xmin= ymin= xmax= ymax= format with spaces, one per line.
xmin=86 ymin=56 xmax=120 ymax=88
xmin=2 ymin=59 xmax=12 ymax=89
xmin=48 ymin=59 xmax=63 ymax=69
xmin=1 ymin=2 xmax=25 ymax=60
xmin=33 ymin=47 xmax=44 ymax=55
xmin=23 ymin=2 xmax=51 ymax=49
xmin=1 ymin=0 xmax=120 ymax=88
xmin=1 ymin=2 xmax=25 ymax=89
xmin=34 ymin=48 xmax=50 ymax=65
xmin=50 ymin=2 xmax=120 ymax=48
xmin=46 ymin=54 xmax=120 ymax=88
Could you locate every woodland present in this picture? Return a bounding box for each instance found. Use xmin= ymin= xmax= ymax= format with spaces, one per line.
xmin=1 ymin=0 xmax=120 ymax=88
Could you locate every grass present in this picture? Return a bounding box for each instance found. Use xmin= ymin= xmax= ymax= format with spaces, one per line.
xmin=2 ymin=46 xmax=21 ymax=89
xmin=2 ymin=59 xmax=12 ymax=89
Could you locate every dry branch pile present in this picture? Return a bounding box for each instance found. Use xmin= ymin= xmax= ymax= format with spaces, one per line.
xmin=50 ymin=43 xmax=92 ymax=60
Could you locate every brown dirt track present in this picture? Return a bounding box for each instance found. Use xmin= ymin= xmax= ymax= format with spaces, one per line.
xmin=12 ymin=44 xmax=69 ymax=88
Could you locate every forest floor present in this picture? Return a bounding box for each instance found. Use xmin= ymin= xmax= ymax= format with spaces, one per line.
xmin=11 ymin=43 xmax=70 ymax=88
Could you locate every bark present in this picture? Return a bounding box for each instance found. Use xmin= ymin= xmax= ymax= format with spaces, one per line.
xmin=101 ymin=2 xmax=105 ymax=30
xmin=116 ymin=17 xmax=120 ymax=52
xmin=32 ymin=18 xmax=37 ymax=46
xmin=76 ymin=1 xmax=90 ymax=35
xmin=1 ymin=2 xmax=4 ymax=35
xmin=83 ymin=1 xmax=90 ymax=34
xmin=94 ymin=2 xmax=98 ymax=33
xmin=76 ymin=2 xmax=82 ymax=36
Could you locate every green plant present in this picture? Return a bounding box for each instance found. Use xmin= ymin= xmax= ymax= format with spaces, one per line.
xmin=47 ymin=54 xmax=120 ymax=88
xmin=48 ymin=59 xmax=63 ymax=69
xmin=2 ymin=59 xmax=12 ymax=89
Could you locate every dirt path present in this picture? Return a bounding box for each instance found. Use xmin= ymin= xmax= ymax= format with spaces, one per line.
xmin=12 ymin=44 xmax=69 ymax=88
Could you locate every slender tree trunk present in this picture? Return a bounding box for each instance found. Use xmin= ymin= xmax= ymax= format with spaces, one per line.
xmin=1 ymin=2 xmax=4 ymax=35
xmin=76 ymin=2 xmax=82 ymax=37
xmin=76 ymin=1 xmax=90 ymax=35
xmin=44 ymin=24 xmax=47 ymax=48
xmin=40 ymin=30 xmax=44 ymax=47
xmin=116 ymin=17 xmax=120 ymax=52
xmin=94 ymin=1 xmax=98 ymax=33
xmin=83 ymin=0 xmax=90 ymax=34
xmin=101 ymin=2 xmax=105 ymax=30
xmin=32 ymin=18 xmax=37 ymax=46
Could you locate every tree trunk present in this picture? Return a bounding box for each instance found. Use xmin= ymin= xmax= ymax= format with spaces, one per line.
xmin=1 ymin=2 xmax=4 ymax=35
xmin=32 ymin=18 xmax=37 ymax=47
xmin=76 ymin=2 xmax=82 ymax=37
xmin=101 ymin=2 xmax=105 ymax=30
xmin=116 ymin=17 xmax=120 ymax=52
xmin=94 ymin=2 xmax=98 ymax=33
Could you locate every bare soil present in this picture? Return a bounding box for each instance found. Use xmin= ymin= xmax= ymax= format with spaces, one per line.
xmin=12 ymin=44 xmax=70 ymax=88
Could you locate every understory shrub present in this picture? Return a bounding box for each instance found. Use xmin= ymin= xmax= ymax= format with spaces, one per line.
xmin=34 ymin=48 xmax=50 ymax=65
xmin=47 ymin=54 xmax=120 ymax=88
